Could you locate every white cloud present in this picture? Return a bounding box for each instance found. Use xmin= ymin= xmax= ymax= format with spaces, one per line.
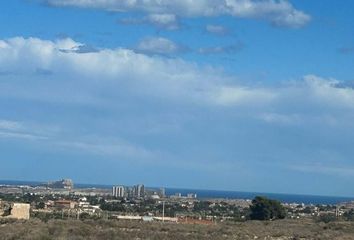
xmin=226 ymin=0 xmax=311 ymax=28
xmin=259 ymin=113 xmax=302 ymax=125
xmin=43 ymin=0 xmax=229 ymax=16
xmin=0 ymin=118 xmax=231 ymax=171
xmin=211 ymin=86 xmax=276 ymax=106
xmin=0 ymin=120 xmax=22 ymax=131
xmin=1 ymin=37 xmax=354 ymax=114
xmin=0 ymin=117 xmax=156 ymax=160
xmin=254 ymin=75 xmax=354 ymax=127
xmin=206 ymin=24 xmax=229 ymax=35
xmin=291 ymin=164 xmax=354 ymax=178
xmin=43 ymin=0 xmax=311 ymax=28
xmin=120 ymin=14 xmax=180 ymax=30
xmin=136 ymin=37 xmax=185 ymax=55
xmin=147 ymin=14 xmax=180 ymax=30
xmin=0 ymin=37 xmax=274 ymax=107
xmin=198 ymin=43 xmax=244 ymax=55
xmin=3 ymin=37 xmax=354 ymax=188
xmin=0 ymin=131 xmax=48 ymax=141
xmin=258 ymin=112 xmax=348 ymax=127
xmin=303 ymin=75 xmax=354 ymax=109
xmin=55 ymin=138 xmax=156 ymax=159
xmin=0 ymin=119 xmax=48 ymax=141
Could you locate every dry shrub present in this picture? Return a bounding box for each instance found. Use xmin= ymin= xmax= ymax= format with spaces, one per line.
xmin=1 ymin=218 xmax=354 ymax=240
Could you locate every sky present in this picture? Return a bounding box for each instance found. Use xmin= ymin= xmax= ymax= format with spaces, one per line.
xmin=0 ymin=0 xmax=354 ymax=197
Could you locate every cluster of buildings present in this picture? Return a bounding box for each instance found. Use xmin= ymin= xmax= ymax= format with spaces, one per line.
xmin=112 ymin=184 xmax=166 ymax=199
xmin=171 ymin=193 xmax=197 ymax=199
xmin=282 ymin=202 xmax=345 ymax=219
xmin=0 ymin=179 xmax=111 ymax=197
xmin=36 ymin=197 xmax=101 ymax=215
xmin=3 ymin=178 xmax=354 ymax=224
xmin=44 ymin=179 xmax=74 ymax=190
xmin=111 ymin=184 xmax=199 ymax=201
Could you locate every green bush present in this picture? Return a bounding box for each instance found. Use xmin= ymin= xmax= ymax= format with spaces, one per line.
xmin=315 ymin=214 xmax=337 ymax=223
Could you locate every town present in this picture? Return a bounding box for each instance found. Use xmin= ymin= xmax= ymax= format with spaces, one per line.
xmin=1 ymin=179 xmax=354 ymax=224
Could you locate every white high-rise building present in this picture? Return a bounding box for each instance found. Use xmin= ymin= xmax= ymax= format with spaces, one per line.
xmin=133 ymin=184 xmax=145 ymax=198
xmin=160 ymin=188 xmax=166 ymax=198
xmin=112 ymin=186 xmax=125 ymax=198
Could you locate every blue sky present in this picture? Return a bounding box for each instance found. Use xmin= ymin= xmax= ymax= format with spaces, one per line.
xmin=0 ymin=0 xmax=354 ymax=197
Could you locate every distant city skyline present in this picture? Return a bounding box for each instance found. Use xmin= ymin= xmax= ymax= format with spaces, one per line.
xmin=1 ymin=0 xmax=354 ymax=197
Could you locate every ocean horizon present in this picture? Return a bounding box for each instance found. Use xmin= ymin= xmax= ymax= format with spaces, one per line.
xmin=1 ymin=179 xmax=353 ymax=205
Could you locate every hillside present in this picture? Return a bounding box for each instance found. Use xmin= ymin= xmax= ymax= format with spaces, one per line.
xmin=1 ymin=219 xmax=354 ymax=240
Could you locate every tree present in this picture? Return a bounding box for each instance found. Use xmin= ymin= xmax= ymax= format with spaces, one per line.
xmin=343 ymin=209 xmax=354 ymax=221
xmin=316 ymin=213 xmax=337 ymax=223
xmin=249 ymin=196 xmax=286 ymax=220
xmin=37 ymin=202 xmax=46 ymax=209
xmin=100 ymin=202 xmax=125 ymax=212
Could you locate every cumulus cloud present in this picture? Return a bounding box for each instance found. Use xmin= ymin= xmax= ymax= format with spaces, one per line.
xmin=254 ymin=75 xmax=354 ymax=128
xmin=302 ymin=75 xmax=354 ymax=109
xmin=226 ymin=0 xmax=311 ymax=28
xmin=0 ymin=37 xmax=275 ymax=107
xmin=43 ymin=0 xmax=311 ymax=28
xmin=3 ymin=36 xmax=354 ymax=186
xmin=1 ymin=37 xmax=354 ymax=112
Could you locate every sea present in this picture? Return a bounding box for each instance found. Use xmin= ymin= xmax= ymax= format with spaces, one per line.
xmin=1 ymin=180 xmax=353 ymax=205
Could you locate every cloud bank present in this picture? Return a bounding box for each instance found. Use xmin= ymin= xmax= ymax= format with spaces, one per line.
xmin=43 ymin=0 xmax=311 ymax=28
xmin=2 ymin=36 xmax=354 ymax=190
xmin=0 ymin=37 xmax=353 ymax=111
xmin=0 ymin=37 xmax=275 ymax=107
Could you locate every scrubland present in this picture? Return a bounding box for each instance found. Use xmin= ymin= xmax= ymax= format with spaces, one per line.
xmin=1 ymin=218 xmax=354 ymax=240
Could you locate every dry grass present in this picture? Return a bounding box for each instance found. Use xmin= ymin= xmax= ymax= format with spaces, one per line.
xmin=1 ymin=218 xmax=354 ymax=240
